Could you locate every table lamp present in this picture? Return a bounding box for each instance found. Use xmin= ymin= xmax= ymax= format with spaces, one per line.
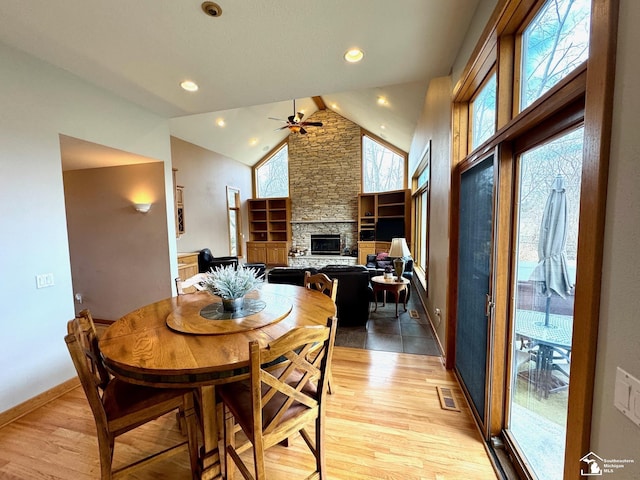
xmin=388 ymin=238 xmax=410 ymax=280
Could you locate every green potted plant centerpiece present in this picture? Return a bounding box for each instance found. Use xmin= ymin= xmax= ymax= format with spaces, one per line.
xmin=203 ymin=264 xmax=262 ymax=312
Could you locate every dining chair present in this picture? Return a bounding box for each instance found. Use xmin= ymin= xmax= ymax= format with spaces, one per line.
xmin=175 ymin=272 xmax=208 ymax=295
xmin=65 ymin=310 xmax=199 ymax=479
xmin=303 ymin=271 xmax=338 ymax=302
xmin=304 ymin=271 xmax=338 ymax=394
xmin=218 ymin=316 xmax=338 ymax=480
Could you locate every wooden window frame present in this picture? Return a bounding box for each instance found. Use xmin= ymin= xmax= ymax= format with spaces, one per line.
xmin=448 ymin=0 xmax=618 ymax=478
xmin=226 ymin=186 xmax=243 ymax=258
xmin=411 ymin=140 xmax=431 ymax=292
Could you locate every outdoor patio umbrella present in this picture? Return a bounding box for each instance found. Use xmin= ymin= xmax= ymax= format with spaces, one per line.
xmin=529 ymin=175 xmax=573 ymax=327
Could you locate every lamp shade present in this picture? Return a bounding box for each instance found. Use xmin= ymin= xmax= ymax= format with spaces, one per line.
xmin=388 ymin=238 xmax=410 ymax=258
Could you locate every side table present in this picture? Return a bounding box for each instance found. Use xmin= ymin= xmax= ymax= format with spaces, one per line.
xmin=371 ymin=275 xmax=410 ymax=318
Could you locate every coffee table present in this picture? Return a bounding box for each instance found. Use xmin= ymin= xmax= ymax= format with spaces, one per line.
xmin=371 ymin=275 xmax=410 ymax=318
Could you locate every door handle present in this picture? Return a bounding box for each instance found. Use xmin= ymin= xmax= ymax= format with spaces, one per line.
xmin=485 ymin=294 xmax=495 ymax=317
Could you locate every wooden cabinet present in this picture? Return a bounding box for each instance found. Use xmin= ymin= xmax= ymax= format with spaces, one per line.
xmin=247 ymin=197 xmax=291 ymax=266
xmin=357 ymin=241 xmax=391 ymax=265
xmin=246 ymin=241 xmax=289 ymax=266
xmin=177 ymin=252 xmax=199 ymax=280
xmin=266 ymin=242 xmax=289 ymax=266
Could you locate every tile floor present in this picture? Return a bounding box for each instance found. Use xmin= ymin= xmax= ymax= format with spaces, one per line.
xmin=335 ymin=292 xmax=441 ymax=356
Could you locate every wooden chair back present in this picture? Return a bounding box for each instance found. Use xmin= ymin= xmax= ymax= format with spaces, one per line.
xmin=220 ymin=316 xmax=338 ymax=480
xmin=66 ymin=310 xmax=111 ymax=427
xmin=175 ymin=272 xmax=208 ymax=295
xmin=304 ymin=271 xmax=338 ymax=302
xmin=65 ymin=310 xmax=199 ymax=479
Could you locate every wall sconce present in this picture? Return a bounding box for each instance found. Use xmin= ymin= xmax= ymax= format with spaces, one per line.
xmin=134 ymin=203 xmax=152 ymax=213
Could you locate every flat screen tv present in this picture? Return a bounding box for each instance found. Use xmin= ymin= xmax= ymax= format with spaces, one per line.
xmin=375 ymin=218 xmax=404 ymax=242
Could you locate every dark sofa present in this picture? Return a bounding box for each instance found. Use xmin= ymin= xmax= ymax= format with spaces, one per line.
xmin=317 ymin=265 xmax=372 ymax=327
xmin=267 ymin=265 xmax=372 ymax=326
xmin=267 ymin=267 xmax=318 ymax=286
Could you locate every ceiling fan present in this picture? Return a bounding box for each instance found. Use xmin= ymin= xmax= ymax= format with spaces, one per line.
xmin=269 ymin=99 xmax=323 ymax=134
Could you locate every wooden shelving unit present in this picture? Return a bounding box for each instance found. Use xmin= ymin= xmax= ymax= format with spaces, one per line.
xmin=247 ymin=197 xmax=291 ymax=266
xmin=357 ymin=189 xmax=411 ymax=264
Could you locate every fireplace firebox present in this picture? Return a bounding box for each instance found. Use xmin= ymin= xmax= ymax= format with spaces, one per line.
xmin=310 ymin=234 xmax=341 ymax=255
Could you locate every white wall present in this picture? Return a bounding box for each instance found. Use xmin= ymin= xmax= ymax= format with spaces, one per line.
xmin=591 ymin=0 xmax=640 ymax=468
xmin=408 ymin=76 xmax=453 ymax=343
xmin=0 ymin=42 xmax=177 ymax=412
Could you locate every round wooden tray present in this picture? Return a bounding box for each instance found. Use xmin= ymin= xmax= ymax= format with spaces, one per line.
xmin=166 ymin=290 xmax=293 ymax=335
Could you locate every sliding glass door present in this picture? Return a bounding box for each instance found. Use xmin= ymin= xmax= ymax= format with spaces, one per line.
xmin=456 ymin=155 xmax=495 ymax=425
xmin=506 ymin=127 xmax=583 ymax=479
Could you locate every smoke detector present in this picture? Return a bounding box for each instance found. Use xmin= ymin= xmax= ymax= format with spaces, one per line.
xmin=201 ymin=2 xmax=222 ymax=17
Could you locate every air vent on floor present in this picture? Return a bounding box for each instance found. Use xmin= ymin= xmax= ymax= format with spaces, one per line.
xmin=436 ymin=386 xmax=460 ymax=411
xmin=409 ymin=309 xmax=420 ymax=319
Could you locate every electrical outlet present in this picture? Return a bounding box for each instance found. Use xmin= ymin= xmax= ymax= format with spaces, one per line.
xmin=35 ymin=273 xmax=54 ymax=289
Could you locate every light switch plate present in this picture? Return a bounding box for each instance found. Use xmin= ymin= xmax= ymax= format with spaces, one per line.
xmin=615 ymin=366 xmax=640 ymax=427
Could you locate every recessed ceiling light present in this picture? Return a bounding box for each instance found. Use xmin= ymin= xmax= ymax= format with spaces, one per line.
xmin=344 ymin=48 xmax=364 ymax=63
xmin=249 ymin=138 xmax=259 ymax=146
xmin=216 ymin=118 xmax=226 ymax=127
xmin=377 ymin=96 xmax=388 ymax=106
xmin=331 ymin=103 xmax=339 ymax=109
xmin=380 ymin=125 xmax=386 ymax=130
xmin=180 ymin=80 xmax=199 ymax=92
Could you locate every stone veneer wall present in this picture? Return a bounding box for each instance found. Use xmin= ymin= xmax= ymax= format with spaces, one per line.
xmin=288 ymin=109 xmax=361 ymax=252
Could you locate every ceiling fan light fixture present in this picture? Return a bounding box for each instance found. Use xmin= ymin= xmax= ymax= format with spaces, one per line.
xmin=344 ymin=48 xmax=364 ymax=63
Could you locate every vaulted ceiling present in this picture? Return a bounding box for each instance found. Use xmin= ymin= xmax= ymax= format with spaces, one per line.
xmin=0 ymin=0 xmax=481 ymax=167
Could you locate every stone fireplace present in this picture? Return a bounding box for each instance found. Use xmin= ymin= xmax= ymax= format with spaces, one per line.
xmin=287 ymin=109 xmax=362 ymax=261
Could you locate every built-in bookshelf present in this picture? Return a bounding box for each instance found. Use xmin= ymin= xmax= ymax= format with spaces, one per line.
xmin=247 ymin=197 xmax=291 ymax=266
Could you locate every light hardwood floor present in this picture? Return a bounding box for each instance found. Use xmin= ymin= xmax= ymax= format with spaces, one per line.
xmin=0 ymin=347 xmax=498 ymax=479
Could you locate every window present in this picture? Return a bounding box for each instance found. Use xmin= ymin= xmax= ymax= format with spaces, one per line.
xmin=362 ymin=134 xmax=405 ymax=193
xmin=226 ymin=186 xmax=243 ymax=257
xmin=412 ymin=141 xmax=430 ymax=290
xmin=449 ymin=0 xmax=615 ymax=477
xmin=520 ymin=0 xmax=591 ymax=110
xmin=470 ymin=73 xmax=497 ymax=150
xmin=255 ymin=143 xmax=289 ymax=198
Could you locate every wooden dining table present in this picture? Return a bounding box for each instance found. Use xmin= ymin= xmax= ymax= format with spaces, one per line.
xmin=99 ymin=282 xmax=336 ymax=480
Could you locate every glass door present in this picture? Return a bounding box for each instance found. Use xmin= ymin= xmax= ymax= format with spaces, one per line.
xmin=507 ymin=127 xmax=583 ymax=479
xmin=456 ymin=154 xmax=495 ymax=426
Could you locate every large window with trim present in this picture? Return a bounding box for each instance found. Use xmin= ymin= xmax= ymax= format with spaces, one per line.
xmin=362 ymin=134 xmax=406 ymax=193
xmin=447 ymin=0 xmax=612 ymax=478
xmin=411 ymin=141 xmax=430 ymax=290
xmin=255 ymin=143 xmax=289 ymax=198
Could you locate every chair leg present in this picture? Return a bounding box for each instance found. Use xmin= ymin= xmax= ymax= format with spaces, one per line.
xmin=327 ymin=371 xmax=336 ymax=394
xmin=223 ymin=405 xmax=236 ymax=480
xmin=97 ymin=433 xmax=115 ymax=480
xmin=183 ymin=393 xmax=200 ymax=480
